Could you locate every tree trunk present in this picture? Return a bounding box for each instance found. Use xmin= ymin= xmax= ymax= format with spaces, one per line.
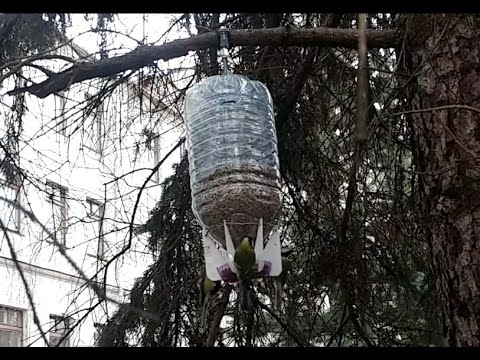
xmin=402 ymin=14 xmax=480 ymax=346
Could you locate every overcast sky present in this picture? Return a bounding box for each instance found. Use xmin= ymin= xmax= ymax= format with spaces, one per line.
xmin=67 ymin=14 xmax=184 ymax=54
xmin=64 ymin=13 xmax=196 ymax=89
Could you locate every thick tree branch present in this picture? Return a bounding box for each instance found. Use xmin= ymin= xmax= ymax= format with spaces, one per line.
xmin=7 ymin=26 xmax=400 ymax=99
xmin=356 ymin=13 xmax=369 ymax=143
xmin=0 ymin=54 xmax=76 ymax=85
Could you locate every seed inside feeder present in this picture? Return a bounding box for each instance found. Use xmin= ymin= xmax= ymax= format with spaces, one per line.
xmin=192 ymin=163 xmax=282 ymax=247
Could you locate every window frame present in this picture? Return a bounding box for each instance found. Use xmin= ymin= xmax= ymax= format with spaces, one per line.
xmin=49 ymin=314 xmax=72 ymax=347
xmin=55 ymin=91 xmax=67 ymax=136
xmin=82 ymin=92 xmax=105 ymax=155
xmin=0 ymin=176 xmax=22 ymax=234
xmin=153 ymin=134 xmax=161 ymax=183
xmin=86 ymin=197 xmax=105 ymax=259
xmin=145 ymin=132 xmax=161 ymax=183
xmin=45 ymin=180 xmax=68 ymax=246
xmin=94 ymin=102 xmax=105 ymax=155
xmin=0 ymin=305 xmax=24 ymax=347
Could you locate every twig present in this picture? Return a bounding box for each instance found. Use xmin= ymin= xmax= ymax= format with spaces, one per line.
xmin=0 ymin=218 xmax=51 ymax=347
xmin=348 ymin=304 xmax=374 ymax=347
xmin=54 ymin=300 xmax=103 ymax=347
xmin=196 ymin=14 xmax=246 ymax=33
xmin=412 ymin=156 xmax=480 ymax=177
xmin=339 ymin=13 xmax=371 ymax=244
xmin=0 ymin=196 xmax=162 ymax=323
xmin=0 ymin=53 xmax=76 ymax=90
xmin=206 ymin=285 xmax=232 ymax=347
xmin=388 ymin=104 xmax=480 ymax=117
xmin=254 ymin=297 xmax=310 ymax=347
xmin=101 ymin=137 xmax=186 ymax=291
xmin=90 ymin=27 xmax=144 ymax=46
xmin=326 ymin=304 xmax=348 ymax=347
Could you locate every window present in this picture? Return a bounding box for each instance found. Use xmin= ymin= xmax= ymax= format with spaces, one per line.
xmin=86 ymin=197 xmax=105 ymax=259
xmin=83 ymin=93 xmax=105 ymax=154
xmin=94 ymin=103 xmax=105 ymax=154
xmin=55 ymin=91 xmax=67 ymax=136
xmin=46 ymin=181 xmax=68 ymax=246
xmin=49 ymin=315 xmax=71 ymax=347
xmin=0 ymin=176 xmax=22 ymax=233
xmin=0 ymin=306 xmax=23 ymax=347
xmin=153 ymin=135 xmax=160 ymax=183
xmin=145 ymin=132 xmax=160 ymax=183
xmin=126 ymin=86 xmax=136 ymax=116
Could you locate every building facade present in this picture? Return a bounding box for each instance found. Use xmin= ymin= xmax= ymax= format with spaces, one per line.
xmin=0 ymin=42 xmax=184 ymax=346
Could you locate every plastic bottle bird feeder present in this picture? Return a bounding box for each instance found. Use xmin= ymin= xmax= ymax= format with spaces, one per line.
xmin=184 ymin=74 xmax=283 ymax=282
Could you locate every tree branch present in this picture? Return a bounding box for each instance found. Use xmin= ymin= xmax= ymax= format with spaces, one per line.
xmin=206 ymin=285 xmax=232 ymax=347
xmin=348 ymin=304 xmax=374 ymax=347
xmin=7 ymin=26 xmax=400 ymax=99
xmin=356 ymin=13 xmax=369 ymax=143
xmin=254 ymin=297 xmax=310 ymax=347
xmin=0 ymin=54 xmax=76 ymax=85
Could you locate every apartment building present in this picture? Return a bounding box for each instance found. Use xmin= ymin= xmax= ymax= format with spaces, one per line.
xmin=0 ymin=41 xmax=184 ymax=346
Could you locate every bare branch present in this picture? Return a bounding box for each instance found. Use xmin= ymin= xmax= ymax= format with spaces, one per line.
xmin=0 ymin=218 xmax=51 ymax=347
xmin=101 ymin=137 xmax=186 ymax=293
xmin=0 ymin=54 xmax=76 ymax=86
xmin=206 ymin=285 xmax=232 ymax=347
xmin=254 ymin=297 xmax=310 ymax=347
xmin=90 ymin=27 xmax=144 ymax=46
xmin=0 ymin=196 xmax=161 ymax=322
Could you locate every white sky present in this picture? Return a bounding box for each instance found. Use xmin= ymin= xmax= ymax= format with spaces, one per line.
xmin=65 ymin=14 xmax=196 ymax=86
xmin=67 ymin=14 xmax=184 ymax=55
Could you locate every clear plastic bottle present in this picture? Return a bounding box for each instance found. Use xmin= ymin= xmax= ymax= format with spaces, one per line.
xmin=184 ymin=75 xmax=283 ymax=247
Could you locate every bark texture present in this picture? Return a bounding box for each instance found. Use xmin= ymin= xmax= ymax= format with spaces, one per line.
xmin=402 ymin=14 xmax=480 ymax=346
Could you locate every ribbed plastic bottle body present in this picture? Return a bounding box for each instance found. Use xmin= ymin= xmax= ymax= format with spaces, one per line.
xmin=184 ymin=75 xmax=282 ymax=246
